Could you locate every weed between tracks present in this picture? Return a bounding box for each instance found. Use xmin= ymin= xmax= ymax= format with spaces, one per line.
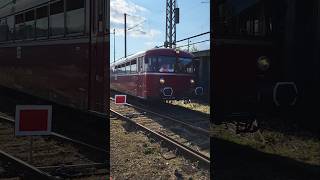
xmin=168 ymin=100 xmax=210 ymax=115
xmin=110 ymin=118 xmax=209 ymax=180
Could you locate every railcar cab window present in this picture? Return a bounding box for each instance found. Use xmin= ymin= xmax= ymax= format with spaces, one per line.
xmin=66 ymin=0 xmax=85 ymax=34
xmin=50 ymin=0 xmax=64 ymax=36
xmin=15 ymin=14 xmax=25 ymax=40
xmin=177 ymin=57 xmax=194 ymax=73
xmin=25 ymin=10 xmax=35 ymax=39
xmin=0 ymin=19 xmax=6 ymax=42
xmin=36 ymin=6 xmax=48 ymax=38
xmin=216 ymin=0 xmax=273 ymax=38
xmin=145 ymin=56 xmax=194 ymax=73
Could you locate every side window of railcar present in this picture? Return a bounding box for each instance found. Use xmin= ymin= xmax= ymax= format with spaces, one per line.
xmin=115 ymin=66 xmax=118 ymax=73
xmin=121 ymin=64 xmax=124 ymax=74
xmin=25 ymin=10 xmax=35 ymax=39
xmin=145 ymin=57 xmax=158 ymax=72
xmin=7 ymin=16 xmax=14 ymax=41
xmin=138 ymin=57 xmax=143 ymax=72
xmin=123 ymin=64 xmax=127 ymax=74
xmin=0 ymin=19 xmax=7 ymax=42
xmin=66 ymin=0 xmax=85 ymax=34
xmin=50 ymin=0 xmax=64 ymax=36
xmin=126 ymin=62 xmax=130 ymax=74
xmin=36 ymin=6 xmax=49 ymax=38
xmin=15 ymin=14 xmax=25 ymax=40
xmin=131 ymin=60 xmax=137 ymax=73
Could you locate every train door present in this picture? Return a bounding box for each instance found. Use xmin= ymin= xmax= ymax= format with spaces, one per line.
xmin=88 ymin=0 xmax=109 ymax=113
xmin=137 ymin=57 xmax=144 ymax=98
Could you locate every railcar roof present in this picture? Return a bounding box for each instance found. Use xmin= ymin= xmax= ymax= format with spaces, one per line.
xmin=0 ymin=0 xmax=48 ymax=18
xmin=111 ymin=48 xmax=194 ymax=67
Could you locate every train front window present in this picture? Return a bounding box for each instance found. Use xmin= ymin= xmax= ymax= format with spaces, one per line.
xmin=177 ymin=58 xmax=194 ymax=73
xmin=145 ymin=56 xmax=194 ymax=73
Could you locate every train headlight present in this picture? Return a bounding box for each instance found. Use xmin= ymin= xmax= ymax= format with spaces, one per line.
xmin=160 ymin=78 xmax=165 ymax=84
xmin=257 ymin=56 xmax=270 ymax=71
xmin=190 ymin=79 xmax=195 ymax=84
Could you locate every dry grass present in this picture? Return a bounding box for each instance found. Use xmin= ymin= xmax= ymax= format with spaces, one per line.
xmin=169 ymin=100 xmax=210 ymax=115
xmin=110 ymin=118 xmax=210 ymax=180
xmin=210 ymin=122 xmax=320 ymax=166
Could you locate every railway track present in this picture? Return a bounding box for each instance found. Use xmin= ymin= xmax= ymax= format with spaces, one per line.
xmin=0 ymin=113 xmax=108 ymax=179
xmin=110 ymin=98 xmax=210 ymax=168
xmin=110 ymin=90 xmax=210 ymax=132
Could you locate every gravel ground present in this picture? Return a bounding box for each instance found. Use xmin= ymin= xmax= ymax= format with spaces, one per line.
xmin=110 ymin=117 xmax=210 ymax=180
xmin=0 ymin=120 xmax=107 ymax=179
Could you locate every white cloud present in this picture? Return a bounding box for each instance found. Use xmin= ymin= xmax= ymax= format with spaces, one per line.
xmin=110 ymin=0 xmax=147 ymax=27
xmin=110 ymin=0 xmax=161 ymax=39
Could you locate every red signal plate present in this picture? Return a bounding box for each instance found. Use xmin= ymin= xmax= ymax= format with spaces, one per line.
xmin=115 ymin=95 xmax=127 ymax=105
xmin=15 ymin=105 xmax=52 ymax=136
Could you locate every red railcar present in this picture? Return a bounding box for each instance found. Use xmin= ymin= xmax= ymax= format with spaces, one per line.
xmin=110 ymin=48 xmax=203 ymax=100
xmin=212 ymin=0 xmax=299 ymax=123
xmin=0 ymin=0 xmax=109 ymax=113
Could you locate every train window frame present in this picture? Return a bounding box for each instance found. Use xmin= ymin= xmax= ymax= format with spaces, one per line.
xmin=125 ymin=62 xmax=131 ymax=74
xmin=15 ymin=13 xmax=25 ymax=41
xmin=36 ymin=5 xmax=49 ymax=40
xmin=25 ymin=10 xmax=36 ymax=40
xmin=0 ymin=18 xmax=7 ymax=42
xmin=6 ymin=16 xmax=15 ymax=41
xmin=138 ymin=57 xmax=144 ymax=73
xmin=65 ymin=0 xmax=85 ymax=36
xmin=130 ymin=59 xmax=137 ymax=73
xmin=49 ymin=0 xmax=65 ymax=38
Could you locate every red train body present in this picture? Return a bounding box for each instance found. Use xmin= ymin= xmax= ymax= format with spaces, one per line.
xmin=0 ymin=0 xmax=109 ymax=113
xmin=212 ymin=0 xmax=298 ymax=122
xmin=110 ymin=48 xmax=203 ymax=100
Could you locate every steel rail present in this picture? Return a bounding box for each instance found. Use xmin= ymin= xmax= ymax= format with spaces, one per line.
xmin=110 ymin=97 xmax=209 ymax=135
xmin=110 ymin=108 xmax=210 ymax=168
xmin=0 ymin=113 xmax=108 ymax=178
xmin=0 ymin=114 xmax=108 ymax=154
xmin=0 ymin=150 xmax=55 ymax=179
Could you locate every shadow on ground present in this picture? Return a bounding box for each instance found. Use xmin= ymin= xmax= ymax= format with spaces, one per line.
xmin=211 ymin=137 xmax=320 ymax=180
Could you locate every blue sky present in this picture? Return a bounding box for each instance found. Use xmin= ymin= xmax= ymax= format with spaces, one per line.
xmin=110 ymin=0 xmax=210 ymax=63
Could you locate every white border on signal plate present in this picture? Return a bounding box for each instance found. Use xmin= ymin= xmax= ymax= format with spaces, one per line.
xmin=15 ymin=105 xmax=52 ymax=136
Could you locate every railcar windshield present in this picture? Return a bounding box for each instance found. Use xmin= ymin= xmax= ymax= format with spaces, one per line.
xmin=145 ymin=56 xmax=194 ymax=73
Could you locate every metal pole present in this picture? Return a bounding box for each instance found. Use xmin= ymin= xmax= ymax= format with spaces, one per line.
xmin=188 ymin=38 xmax=190 ymax=52
xmin=28 ymin=136 xmax=33 ymax=163
xmin=113 ymin=28 xmax=115 ymax=63
xmin=169 ymin=0 xmax=173 ymax=48
xmin=124 ymin=13 xmax=127 ymax=58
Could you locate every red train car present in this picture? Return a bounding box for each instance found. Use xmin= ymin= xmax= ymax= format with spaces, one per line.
xmin=0 ymin=0 xmax=109 ymax=113
xmin=212 ymin=0 xmax=299 ymax=123
xmin=110 ymin=48 xmax=203 ymax=100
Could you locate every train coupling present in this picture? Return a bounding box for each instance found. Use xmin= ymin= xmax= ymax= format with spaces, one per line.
xmin=161 ymin=87 xmax=174 ymax=98
xmin=194 ymin=87 xmax=204 ymax=96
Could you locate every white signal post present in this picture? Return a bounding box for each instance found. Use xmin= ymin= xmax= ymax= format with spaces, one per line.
xmin=15 ymin=105 xmax=52 ymax=162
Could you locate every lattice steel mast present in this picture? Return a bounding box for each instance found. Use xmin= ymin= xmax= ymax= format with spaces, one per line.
xmin=164 ymin=0 xmax=179 ymax=48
